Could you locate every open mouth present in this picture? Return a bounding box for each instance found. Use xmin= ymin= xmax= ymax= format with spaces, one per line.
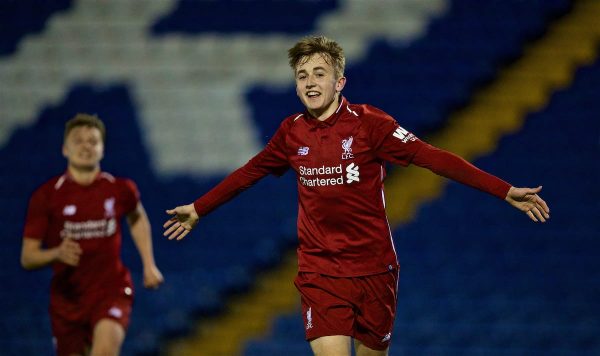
xmin=306 ymin=91 xmax=320 ymax=99
xmin=79 ymin=152 xmax=94 ymax=159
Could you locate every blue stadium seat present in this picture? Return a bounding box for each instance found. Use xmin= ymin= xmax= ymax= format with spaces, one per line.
xmin=2 ymin=0 xmax=595 ymax=355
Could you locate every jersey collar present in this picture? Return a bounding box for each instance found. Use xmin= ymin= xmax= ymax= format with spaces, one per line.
xmin=304 ymin=96 xmax=347 ymax=128
xmin=63 ymin=169 xmax=107 ymax=186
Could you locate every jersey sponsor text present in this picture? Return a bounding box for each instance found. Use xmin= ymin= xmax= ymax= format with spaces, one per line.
xmin=299 ymin=164 xmax=360 ymax=187
xmin=62 ymin=218 xmax=117 ymax=240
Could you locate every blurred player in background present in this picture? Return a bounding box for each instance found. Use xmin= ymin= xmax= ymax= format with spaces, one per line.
xmin=21 ymin=114 xmax=163 ymax=356
xmin=163 ymin=36 xmax=549 ymax=356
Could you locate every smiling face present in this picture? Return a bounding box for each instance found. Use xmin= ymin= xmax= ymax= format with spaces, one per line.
xmin=62 ymin=125 xmax=104 ymax=172
xmin=295 ymin=53 xmax=346 ymax=121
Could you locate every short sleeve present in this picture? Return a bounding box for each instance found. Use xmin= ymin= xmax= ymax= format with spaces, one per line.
xmin=23 ymin=186 xmax=50 ymax=240
xmin=367 ymin=107 xmax=424 ymax=166
xmin=120 ymin=179 xmax=140 ymax=214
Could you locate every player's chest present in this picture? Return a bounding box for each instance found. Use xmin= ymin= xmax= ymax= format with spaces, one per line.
xmin=50 ymin=188 xmax=120 ymax=222
xmin=287 ymin=126 xmax=371 ymax=167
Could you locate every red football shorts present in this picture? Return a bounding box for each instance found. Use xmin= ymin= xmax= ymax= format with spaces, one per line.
xmin=294 ymin=268 xmax=399 ymax=350
xmin=49 ymin=287 xmax=133 ymax=356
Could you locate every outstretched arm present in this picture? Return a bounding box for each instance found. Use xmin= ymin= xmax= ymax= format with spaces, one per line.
xmin=163 ymin=124 xmax=291 ymax=241
xmin=505 ymin=186 xmax=550 ymax=223
xmin=161 ymin=165 xmax=261 ymax=242
xmin=410 ymin=143 xmax=551 ymax=222
xmin=371 ymin=118 xmax=551 ymax=223
xmin=163 ymin=203 xmax=199 ymax=241
xmin=161 ymin=163 xmax=265 ymax=242
xmin=127 ymin=202 xmax=164 ymax=289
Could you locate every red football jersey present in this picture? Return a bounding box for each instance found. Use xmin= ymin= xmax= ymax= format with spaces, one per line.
xmin=194 ymin=97 xmax=511 ymax=276
xmin=23 ymin=172 xmax=139 ymax=297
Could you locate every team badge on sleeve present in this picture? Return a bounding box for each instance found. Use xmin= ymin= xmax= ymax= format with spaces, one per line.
xmin=392 ymin=126 xmax=416 ymax=143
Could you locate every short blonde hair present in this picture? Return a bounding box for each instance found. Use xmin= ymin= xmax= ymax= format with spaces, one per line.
xmin=64 ymin=113 xmax=106 ymax=143
xmin=288 ymin=35 xmax=345 ymax=78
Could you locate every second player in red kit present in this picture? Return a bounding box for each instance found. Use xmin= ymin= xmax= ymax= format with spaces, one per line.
xmin=22 ymin=114 xmax=164 ymax=356
xmin=163 ymin=36 xmax=550 ymax=356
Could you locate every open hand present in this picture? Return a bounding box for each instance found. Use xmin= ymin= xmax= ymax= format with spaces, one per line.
xmin=163 ymin=203 xmax=199 ymax=240
xmin=505 ymin=186 xmax=550 ymax=223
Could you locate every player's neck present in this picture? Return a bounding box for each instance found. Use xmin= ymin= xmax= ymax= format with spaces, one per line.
xmin=310 ymin=94 xmax=341 ymax=121
xmin=67 ymin=165 xmax=100 ymax=186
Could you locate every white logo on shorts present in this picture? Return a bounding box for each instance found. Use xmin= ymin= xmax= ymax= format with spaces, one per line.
xmin=381 ymin=332 xmax=391 ymax=343
xmin=108 ymin=306 xmax=123 ymax=319
xmin=306 ymin=307 xmax=313 ymax=330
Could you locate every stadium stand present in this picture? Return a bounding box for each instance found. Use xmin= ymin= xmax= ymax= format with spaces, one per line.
xmin=247 ymin=0 xmax=571 ymax=143
xmin=1 ymin=0 xmax=597 ymax=355
xmin=151 ymin=0 xmax=338 ymax=35
xmin=0 ymin=0 xmax=72 ymax=56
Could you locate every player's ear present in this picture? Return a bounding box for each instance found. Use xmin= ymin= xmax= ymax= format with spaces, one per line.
xmin=336 ymin=76 xmax=346 ymax=92
xmin=62 ymin=144 xmax=68 ymax=158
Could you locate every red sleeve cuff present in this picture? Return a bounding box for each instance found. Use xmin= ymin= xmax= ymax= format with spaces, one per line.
xmin=491 ymin=181 xmax=512 ymax=200
xmin=193 ymin=199 xmax=209 ymax=217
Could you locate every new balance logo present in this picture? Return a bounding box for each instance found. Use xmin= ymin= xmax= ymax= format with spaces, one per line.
xmin=298 ymin=147 xmax=310 ymax=156
xmin=346 ymin=163 xmax=360 ymax=183
xmin=62 ymin=205 xmax=77 ymax=216
xmin=392 ymin=126 xmax=416 ymax=143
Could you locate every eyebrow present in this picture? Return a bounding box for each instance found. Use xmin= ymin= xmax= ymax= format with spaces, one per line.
xmin=296 ymin=66 xmax=328 ymax=75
